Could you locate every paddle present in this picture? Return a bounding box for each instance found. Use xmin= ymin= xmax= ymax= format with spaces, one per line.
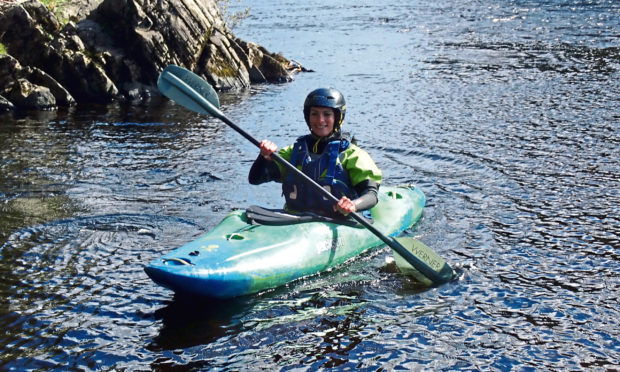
xmin=157 ymin=65 xmax=456 ymax=286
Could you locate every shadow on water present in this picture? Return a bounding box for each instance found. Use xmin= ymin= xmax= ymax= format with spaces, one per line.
xmin=148 ymin=294 xmax=258 ymax=351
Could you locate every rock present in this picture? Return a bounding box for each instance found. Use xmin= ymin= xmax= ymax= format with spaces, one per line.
xmin=85 ymin=0 xmax=262 ymax=90
xmin=237 ymin=40 xmax=293 ymax=83
xmin=55 ymin=0 xmax=102 ymax=23
xmin=6 ymin=79 xmax=56 ymax=110
xmin=0 ymin=55 xmax=21 ymax=81
xmin=22 ymin=65 xmax=76 ymax=106
xmin=0 ymin=1 xmax=60 ymax=68
xmin=0 ymin=0 xmax=304 ymax=111
xmin=0 ymin=54 xmax=75 ymax=110
xmin=0 ymin=94 xmax=15 ymax=111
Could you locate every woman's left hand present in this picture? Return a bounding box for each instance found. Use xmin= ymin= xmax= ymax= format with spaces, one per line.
xmin=334 ymin=196 xmax=357 ymax=215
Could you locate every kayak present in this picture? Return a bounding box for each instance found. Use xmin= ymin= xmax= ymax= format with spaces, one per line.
xmin=145 ymin=185 xmax=425 ymax=298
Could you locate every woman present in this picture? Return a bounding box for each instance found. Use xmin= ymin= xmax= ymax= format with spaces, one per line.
xmin=249 ymin=88 xmax=382 ymax=218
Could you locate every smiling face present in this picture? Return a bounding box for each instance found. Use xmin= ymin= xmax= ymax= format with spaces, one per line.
xmin=308 ymin=107 xmax=335 ymax=137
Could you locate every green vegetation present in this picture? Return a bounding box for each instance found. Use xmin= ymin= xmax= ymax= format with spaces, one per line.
xmin=38 ymin=0 xmax=69 ymax=24
xmin=209 ymin=54 xmax=238 ymax=77
xmin=0 ymin=43 xmax=6 ymax=55
xmin=38 ymin=0 xmax=67 ymax=11
xmin=217 ymin=0 xmax=250 ymax=29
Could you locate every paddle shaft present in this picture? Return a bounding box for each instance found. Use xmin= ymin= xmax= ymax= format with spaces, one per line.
xmin=160 ymin=70 xmax=452 ymax=284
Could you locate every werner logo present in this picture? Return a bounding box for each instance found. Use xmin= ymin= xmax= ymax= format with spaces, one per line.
xmin=409 ymin=243 xmax=443 ymax=271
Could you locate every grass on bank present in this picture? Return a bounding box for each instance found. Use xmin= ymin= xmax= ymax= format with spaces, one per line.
xmin=37 ymin=0 xmax=69 ymax=25
xmin=38 ymin=0 xmax=68 ymax=12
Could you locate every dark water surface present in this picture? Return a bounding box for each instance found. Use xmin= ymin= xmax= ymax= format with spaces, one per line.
xmin=1 ymin=0 xmax=619 ymax=370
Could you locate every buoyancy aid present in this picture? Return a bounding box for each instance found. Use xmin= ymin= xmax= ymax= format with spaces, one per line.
xmin=283 ymin=136 xmax=358 ymax=216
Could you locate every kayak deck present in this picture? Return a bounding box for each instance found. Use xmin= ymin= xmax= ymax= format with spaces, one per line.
xmin=145 ymin=185 xmax=425 ymax=298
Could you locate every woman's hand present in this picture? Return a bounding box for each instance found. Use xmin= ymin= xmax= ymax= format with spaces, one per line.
xmin=334 ymin=196 xmax=357 ymax=215
xmin=259 ymin=140 xmax=278 ymax=161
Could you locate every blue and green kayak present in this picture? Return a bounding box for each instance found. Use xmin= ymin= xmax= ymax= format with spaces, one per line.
xmin=145 ymin=185 xmax=426 ymax=298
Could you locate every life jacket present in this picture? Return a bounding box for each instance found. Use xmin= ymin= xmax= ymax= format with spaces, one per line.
xmin=283 ymin=136 xmax=358 ymax=216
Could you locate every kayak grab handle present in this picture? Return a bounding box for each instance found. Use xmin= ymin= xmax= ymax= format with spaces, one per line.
xmin=163 ymin=258 xmax=192 ymax=265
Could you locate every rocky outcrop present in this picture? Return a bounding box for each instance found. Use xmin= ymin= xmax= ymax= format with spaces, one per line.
xmin=0 ymin=54 xmax=75 ymax=109
xmin=0 ymin=0 xmax=301 ymax=111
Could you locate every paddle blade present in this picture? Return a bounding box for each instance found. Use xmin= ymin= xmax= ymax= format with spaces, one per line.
xmin=393 ymin=237 xmax=455 ymax=286
xmin=157 ymin=65 xmax=221 ymax=116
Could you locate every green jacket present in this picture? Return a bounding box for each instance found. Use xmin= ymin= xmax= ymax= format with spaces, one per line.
xmin=275 ymin=141 xmax=382 ymax=187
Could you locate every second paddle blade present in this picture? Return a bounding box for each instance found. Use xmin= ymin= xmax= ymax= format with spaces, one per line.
xmin=393 ymin=237 xmax=456 ymax=286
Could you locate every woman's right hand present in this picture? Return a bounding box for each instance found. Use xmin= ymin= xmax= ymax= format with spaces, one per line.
xmin=259 ymin=140 xmax=278 ymax=161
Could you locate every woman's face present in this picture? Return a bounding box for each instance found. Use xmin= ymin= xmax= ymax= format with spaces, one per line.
xmin=308 ymin=107 xmax=335 ymax=137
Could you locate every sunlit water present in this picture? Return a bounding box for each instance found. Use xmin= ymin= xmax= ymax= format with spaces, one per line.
xmin=1 ymin=0 xmax=618 ymax=370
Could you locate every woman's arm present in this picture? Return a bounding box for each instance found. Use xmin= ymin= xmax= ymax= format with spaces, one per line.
xmin=352 ymin=179 xmax=380 ymax=211
xmin=249 ymin=140 xmax=280 ymax=184
xmin=333 ymin=180 xmax=380 ymax=215
xmin=248 ymin=155 xmax=281 ymax=185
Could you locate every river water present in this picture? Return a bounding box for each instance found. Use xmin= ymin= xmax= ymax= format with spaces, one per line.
xmin=1 ymin=0 xmax=618 ymax=370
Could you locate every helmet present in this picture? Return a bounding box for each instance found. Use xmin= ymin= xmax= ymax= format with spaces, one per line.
xmin=303 ymin=88 xmax=346 ymax=131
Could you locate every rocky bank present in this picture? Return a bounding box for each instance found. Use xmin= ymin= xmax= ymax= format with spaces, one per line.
xmin=0 ymin=0 xmax=301 ymax=111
